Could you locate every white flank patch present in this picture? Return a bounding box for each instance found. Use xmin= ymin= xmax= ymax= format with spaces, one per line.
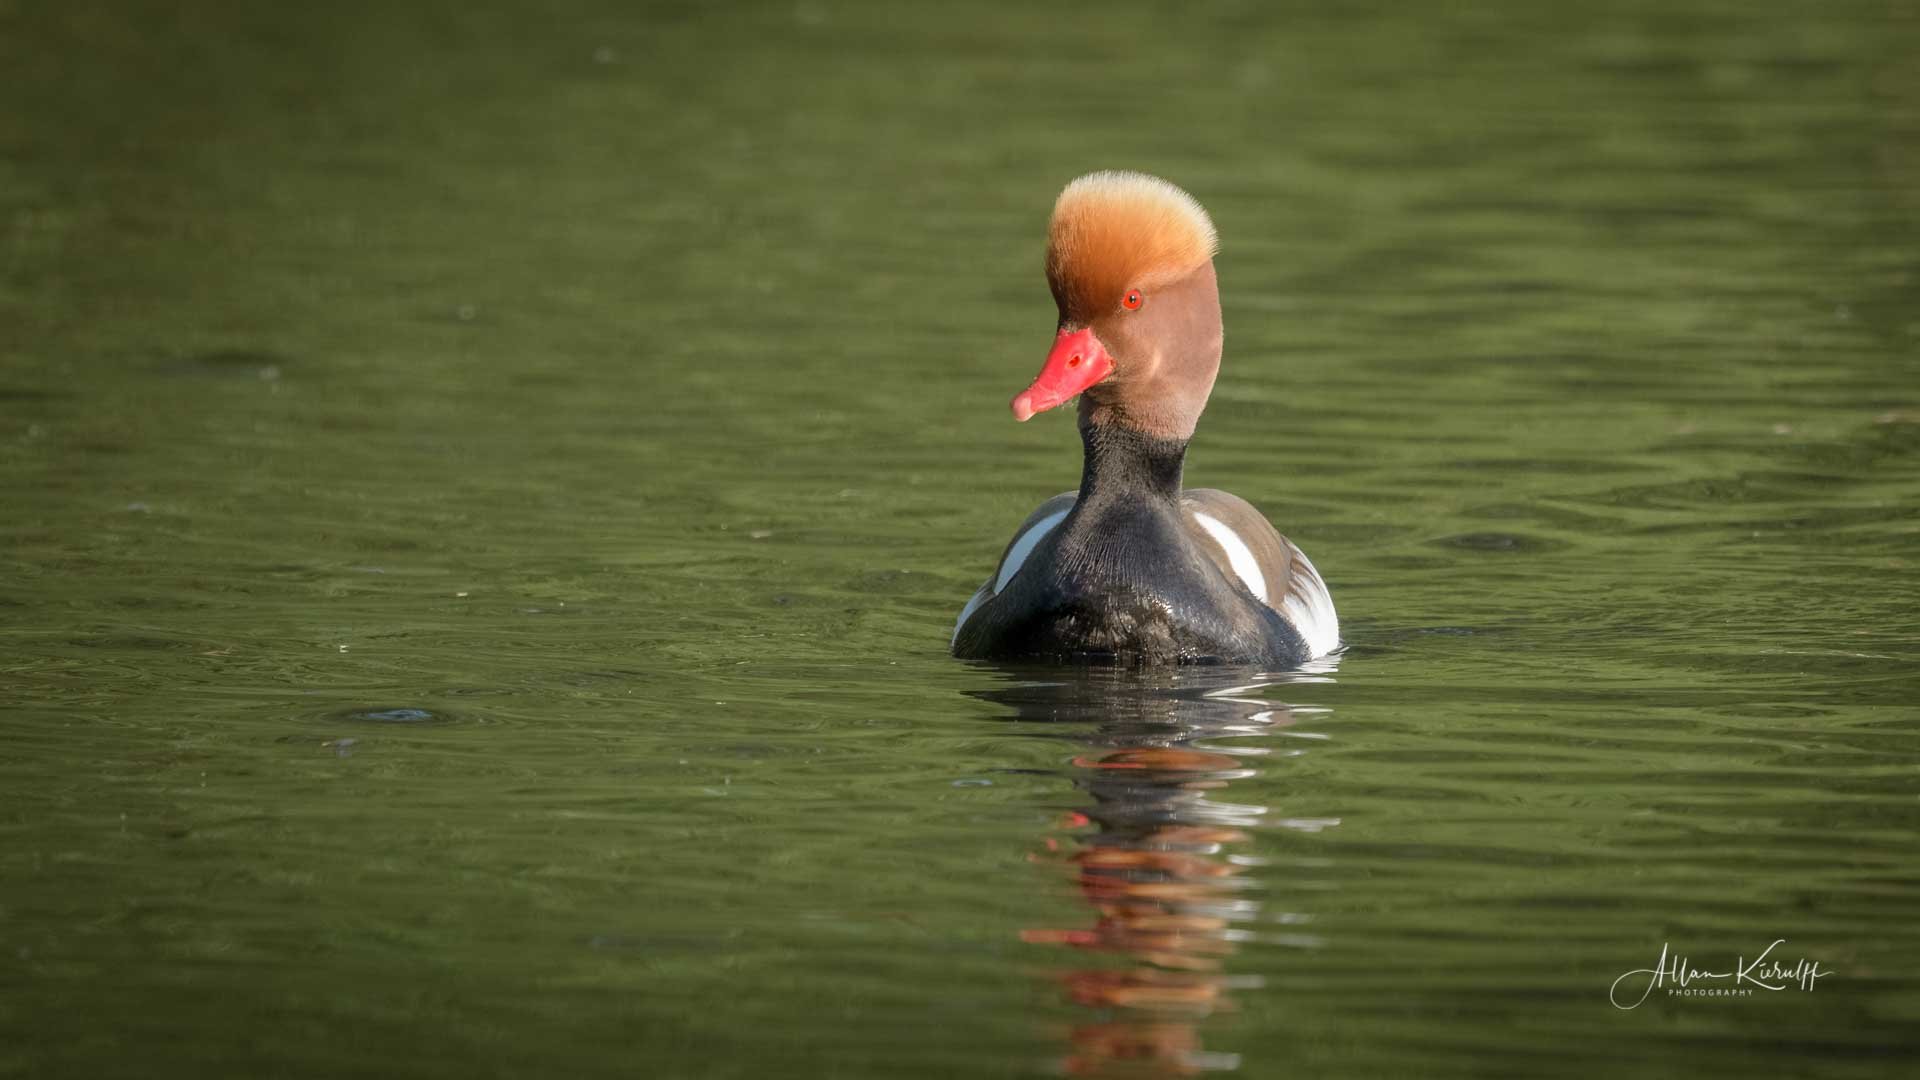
xmin=951 ymin=586 xmax=989 ymax=646
xmin=993 ymin=510 xmax=1070 ymax=594
xmin=953 ymin=509 xmax=1072 ymax=647
xmin=1192 ymin=512 xmax=1267 ymax=603
xmin=1279 ymin=546 xmax=1341 ymax=659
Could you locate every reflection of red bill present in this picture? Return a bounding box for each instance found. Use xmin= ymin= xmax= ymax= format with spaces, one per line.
xmin=1020 ymin=928 xmax=1100 ymax=946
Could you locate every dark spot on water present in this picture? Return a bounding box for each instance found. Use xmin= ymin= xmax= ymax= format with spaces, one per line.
xmin=155 ymin=348 xmax=290 ymax=378
xmin=1434 ymin=531 xmax=1565 ymax=554
xmin=850 ymin=569 xmax=916 ymax=593
xmin=562 ymin=669 xmax=641 ymax=685
xmin=586 ymin=931 xmax=739 ymax=954
xmin=68 ymin=633 xmax=189 ymax=651
xmin=328 ymin=707 xmax=456 ymax=725
xmin=350 ymin=536 xmax=424 ymax=553
xmin=511 ymin=370 xmax=578 ymax=389
xmin=1370 ymin=554 xmax=1455 ymax=571
xmin=361 ymin=708 xmax=438 ymax=724
xmin=107 ymin=594 xmax=201 ymax=611
xmin=1449 ymin=457 xmax=1643 ymax=476
xmin=1364 ymin=626 xmax=1488 ymax=645
xmin=0 ymin=386 xmax=71 ymax=402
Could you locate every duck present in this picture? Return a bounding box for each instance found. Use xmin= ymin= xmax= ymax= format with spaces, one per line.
xmin=951 ymin=171 xmax=1338 ymax=667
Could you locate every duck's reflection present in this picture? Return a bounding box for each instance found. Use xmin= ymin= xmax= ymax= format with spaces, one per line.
xmin=975 ymin=663 xmax=1338 ymax=1078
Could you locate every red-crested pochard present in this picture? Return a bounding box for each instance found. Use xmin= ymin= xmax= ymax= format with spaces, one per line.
xmin=952 ymin=171 xmax=1338 ymax=666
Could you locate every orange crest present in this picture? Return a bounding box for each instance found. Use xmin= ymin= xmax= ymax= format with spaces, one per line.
xmin=1045 ymin=171 xmax=1219 ymax=322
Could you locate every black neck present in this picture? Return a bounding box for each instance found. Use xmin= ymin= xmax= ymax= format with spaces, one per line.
xmin=1077 ymin=419 xmax=1188 ymax=506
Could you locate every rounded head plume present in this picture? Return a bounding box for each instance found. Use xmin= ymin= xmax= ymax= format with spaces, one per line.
xmin=1045 ymin=171 xmax=1219 ymax=322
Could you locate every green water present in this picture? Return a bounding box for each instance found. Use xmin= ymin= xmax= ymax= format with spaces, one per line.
xmin=4 ymin=1 xmax=1919 ymax=1076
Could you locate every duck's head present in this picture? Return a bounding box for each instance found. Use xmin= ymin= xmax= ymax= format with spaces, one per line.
xmin=1011 ymin=171 xmax=1223 ymax=441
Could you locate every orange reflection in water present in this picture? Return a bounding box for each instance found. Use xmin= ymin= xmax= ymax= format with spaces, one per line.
xmin=1003 ymin=671 xmax=1329 ymax=1078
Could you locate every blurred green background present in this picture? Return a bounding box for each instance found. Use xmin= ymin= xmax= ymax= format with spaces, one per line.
xmin=3 ymin=1 xmax=1918 ymax=1077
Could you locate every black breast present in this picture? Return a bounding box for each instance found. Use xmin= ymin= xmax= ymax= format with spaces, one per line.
xmin=953 ymin=419 xmax=1310 ymax=668
xmin=959 ymin=499 xmax=1309 ymax=667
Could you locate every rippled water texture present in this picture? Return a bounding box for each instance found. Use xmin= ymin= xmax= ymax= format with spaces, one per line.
xmin=4 ymin=2 xmax=1919 ymax=1076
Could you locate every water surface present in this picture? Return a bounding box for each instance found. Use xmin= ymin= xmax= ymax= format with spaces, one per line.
xmin=4 ymin=2 xmax=1919 ymax=1076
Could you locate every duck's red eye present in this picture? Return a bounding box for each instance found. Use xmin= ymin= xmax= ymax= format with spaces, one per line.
xmin=1123 ymin=290 xmax=1143 ymax=310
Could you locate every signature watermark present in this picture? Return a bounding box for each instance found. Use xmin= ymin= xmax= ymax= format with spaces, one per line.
xmin=1610 ymin=939 xmax=1830 ymax=1010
